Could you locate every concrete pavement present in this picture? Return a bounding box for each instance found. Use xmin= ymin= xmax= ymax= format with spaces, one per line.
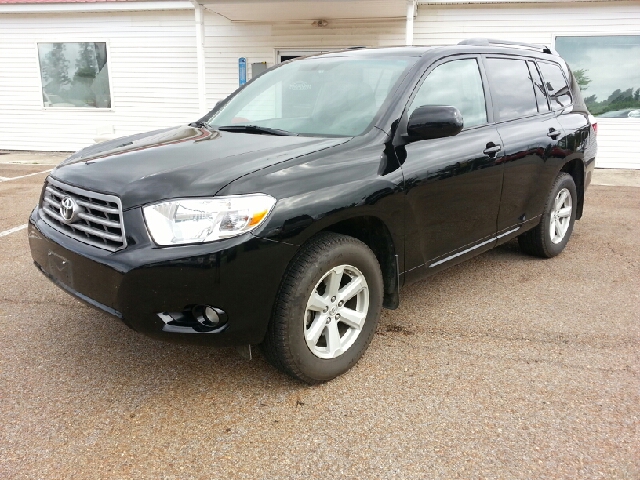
xmin=0 ymin=158 xmax=638 ymax=479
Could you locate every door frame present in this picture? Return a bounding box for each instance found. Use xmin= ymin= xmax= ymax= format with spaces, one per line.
xmin=275 ymin=48 xmax=345 ymax=63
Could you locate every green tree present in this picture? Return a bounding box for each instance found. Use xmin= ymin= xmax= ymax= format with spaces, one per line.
xmin=573 ymin=68 xmax=591 ymax=91
xmin=41 ymin=43 xmax=71 ymax=92
xmin=74 ymin=42 xmax=97 ymax=80
xmin=606 ymin=89 xmax=622 ymax=103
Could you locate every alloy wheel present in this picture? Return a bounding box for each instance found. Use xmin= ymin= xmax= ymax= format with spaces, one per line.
xmin=304 ymin=264 xmax=369 ymax=359
xmin=550 ymin=187 xmax=572 ymax=244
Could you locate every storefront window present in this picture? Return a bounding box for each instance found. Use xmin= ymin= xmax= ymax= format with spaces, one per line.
xmin=38 ymin=42 xmax=111 ymax=108
xmin=555 ymin=36 xmax=640 ymax=118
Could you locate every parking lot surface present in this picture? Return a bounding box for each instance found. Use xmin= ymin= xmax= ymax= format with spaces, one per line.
xmin=1 ymin=159 xmax=638 ymax=479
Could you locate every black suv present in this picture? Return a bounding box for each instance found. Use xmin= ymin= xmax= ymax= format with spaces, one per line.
xmin=29 ymin=39 xmax=597 ymax=383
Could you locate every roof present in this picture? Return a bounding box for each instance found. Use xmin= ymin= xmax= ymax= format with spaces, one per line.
xmin=321 ymin=46 xmax=435 ymax=58
xmin=0 ymin=0 xmax=192 ymax=13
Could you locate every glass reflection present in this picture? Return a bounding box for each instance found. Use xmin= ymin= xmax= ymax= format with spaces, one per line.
xmin=556 ymin=36 xmax=640 ymax=118
xmin=38 ymin=42 xmax=111 ymax=108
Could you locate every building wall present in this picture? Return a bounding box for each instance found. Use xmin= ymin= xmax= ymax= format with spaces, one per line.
xmin=0 ymin=2 xmax=638 ymax=170
xmin=414 ymin=0 xmax=640 ymax=169
xmin=0 ymin=10 xmax=406 ymax=152
xmin=0 ymin=10 xmax=199 ymax=152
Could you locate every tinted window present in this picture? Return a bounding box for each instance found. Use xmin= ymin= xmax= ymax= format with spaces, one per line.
xmin=485 ymin=58 xmax=538 ymax=121
xmin=410 ymin=59 xmax=487 ymax=128
xmin=538 ymin=61 xmax=572 ymax=110
xmin=527 ymin=61 xmax=550 ymax=113
xmin=555 ymin=35 xmax=640 ymax=118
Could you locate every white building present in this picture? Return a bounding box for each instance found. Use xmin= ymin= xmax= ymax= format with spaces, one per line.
xmin=1 ymin=0 xmax=639 ymax=169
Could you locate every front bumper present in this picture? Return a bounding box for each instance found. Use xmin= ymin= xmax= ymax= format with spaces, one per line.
xmin=28 ymin=207 xmax=297 ymax=346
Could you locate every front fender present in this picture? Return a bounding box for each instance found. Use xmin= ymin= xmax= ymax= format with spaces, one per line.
xmin=219 ymin=136 xmax=407 ymax=271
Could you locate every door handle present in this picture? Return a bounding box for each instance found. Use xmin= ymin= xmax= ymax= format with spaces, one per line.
xmin=483 ymin=143 xmax=502 ymax=156
xmin=547 ymin=128 xmax=561 ymax=139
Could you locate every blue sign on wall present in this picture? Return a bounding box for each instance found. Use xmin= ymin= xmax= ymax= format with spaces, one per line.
xmin=238 ymin=57 xmax=247 ymax=86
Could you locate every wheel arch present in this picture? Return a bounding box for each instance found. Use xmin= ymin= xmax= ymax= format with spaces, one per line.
xmin=560 ymin=158 xmax=585 ymax=220
xmin=320 ymin=216 xmax=400 ymax=310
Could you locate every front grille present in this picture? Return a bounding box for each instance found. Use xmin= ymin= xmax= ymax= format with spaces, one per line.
xmin=40 ymin=178 xmax=126 ymax=252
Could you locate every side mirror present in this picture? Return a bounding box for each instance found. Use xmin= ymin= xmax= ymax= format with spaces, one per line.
xmin=407 ymin=105 xmax=463 ymax=141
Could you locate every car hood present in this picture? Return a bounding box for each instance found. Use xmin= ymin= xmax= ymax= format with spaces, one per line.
xmin=51 ymin=125 xmax=349 ymax=209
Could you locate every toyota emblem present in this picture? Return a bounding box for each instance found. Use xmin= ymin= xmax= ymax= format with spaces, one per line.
xmin=59 ymin=196 xmax=80 ymax=223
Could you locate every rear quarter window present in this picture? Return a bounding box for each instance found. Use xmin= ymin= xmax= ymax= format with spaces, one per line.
xmin=527 ymin=60 xmax=550 ymax=113
xmin=538 ymin=61 xmax=572 ymax=110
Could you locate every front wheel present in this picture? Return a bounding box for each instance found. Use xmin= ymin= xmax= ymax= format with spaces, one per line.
xmin=518 ymin=172 xmax=577 ymax=258
xmin=261 ymin=232 xmax=383 ymax=384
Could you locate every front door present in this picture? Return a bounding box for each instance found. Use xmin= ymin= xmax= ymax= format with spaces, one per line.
xmin=401 ymin=57 xmax=504 ymax=279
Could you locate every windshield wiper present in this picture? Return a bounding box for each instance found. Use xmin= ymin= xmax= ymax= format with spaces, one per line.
xmin=217 ymin=125 xmax=298 ymax=136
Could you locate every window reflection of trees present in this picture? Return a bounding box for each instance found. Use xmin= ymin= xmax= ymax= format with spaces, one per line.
xmin=556 ymin=36 xmax=640 ymax=118
xmin=39 ymin=42 xmax=111 ymax=108
xmin=584 ymin=84 xmax=640 ymax=117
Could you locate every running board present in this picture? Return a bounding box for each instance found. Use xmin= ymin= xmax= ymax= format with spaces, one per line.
xmin=429 ymin=227 xmax=521 ymax=268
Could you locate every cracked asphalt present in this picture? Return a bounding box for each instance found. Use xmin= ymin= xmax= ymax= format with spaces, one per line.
xmin=1 ymin=159 xmax=638 ymax=479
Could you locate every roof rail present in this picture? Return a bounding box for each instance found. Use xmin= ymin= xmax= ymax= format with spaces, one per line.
xmin=458 ymin=38 xmax=554 ymax=54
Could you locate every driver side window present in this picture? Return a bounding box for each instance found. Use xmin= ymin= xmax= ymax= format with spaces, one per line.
xmin=409 ymin=58 xmax=488 ymax=128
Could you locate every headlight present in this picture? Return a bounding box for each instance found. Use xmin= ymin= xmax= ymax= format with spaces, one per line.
xmin=143 ymin=194 xmax=276 ymax=246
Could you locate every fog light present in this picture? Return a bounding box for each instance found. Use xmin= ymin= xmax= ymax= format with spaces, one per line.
xmin=158 ymin=306 xmax=227 ymax=334
xmin=192 ymin=304 xmax=225 ymax=327
xmin=204 ymin=306 xmax=219 ymax=324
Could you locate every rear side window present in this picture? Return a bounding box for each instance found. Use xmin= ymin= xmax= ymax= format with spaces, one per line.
xmin=485 ymin=58 xmax=538 ymax=121
xmin=409 ymin=58 xmax=487 ymax=128
xmin=538 ymin=61 xmax=572 ymax=110
xmin=527 ymin=61 xmax=550 ymax=113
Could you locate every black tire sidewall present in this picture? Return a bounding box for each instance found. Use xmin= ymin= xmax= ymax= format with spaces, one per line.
xmin=284 ymin=241 xmax=383 ymax=382
xmin=541 ymin=174 xmax=577 ymax=257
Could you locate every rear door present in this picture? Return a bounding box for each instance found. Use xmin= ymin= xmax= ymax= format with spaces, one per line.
xmin=483 ymin=56 xmax=567 ymax=237
xmin=537 ymin=59 xmax=591 ymax=215
xmin=401 ymin=56 xmax=504 ymax=278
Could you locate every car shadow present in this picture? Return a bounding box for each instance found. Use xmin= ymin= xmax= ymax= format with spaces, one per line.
xmin=43 ymin=302 xmax=305 ymax=397
xmin=34 ymin=238 xmax=555 ymax=400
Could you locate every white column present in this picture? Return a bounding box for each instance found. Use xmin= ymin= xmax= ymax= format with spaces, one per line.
xmin=192 ymin=1 xmax=207 ymax=115
xmin=405 ymin=0 xmax=415 ymax=46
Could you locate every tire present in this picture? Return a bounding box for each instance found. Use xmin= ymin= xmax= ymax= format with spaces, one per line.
xmin=518 ymin=172 xmax=577 ymax=258
xmin=261 ymin=232 xmax=384 ymax=384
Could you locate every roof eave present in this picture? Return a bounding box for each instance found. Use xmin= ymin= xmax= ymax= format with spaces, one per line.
xmin=0 ymin=1 xmax=193 ymax=14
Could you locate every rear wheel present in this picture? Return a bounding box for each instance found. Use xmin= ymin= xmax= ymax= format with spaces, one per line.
xmin=261 ymin=232 xmax=383 ymax=384
xmin=518 ymin=172 xmax=577 ymax=258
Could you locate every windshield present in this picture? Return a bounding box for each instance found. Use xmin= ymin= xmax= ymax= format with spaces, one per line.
xmin=207 ymin=56 xmax=416 ymax=137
